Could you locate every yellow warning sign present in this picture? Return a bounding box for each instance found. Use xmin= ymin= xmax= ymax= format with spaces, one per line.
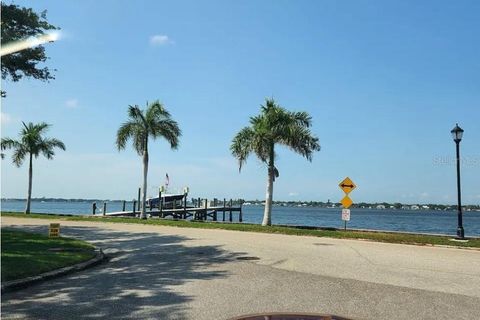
xmin=339 ymin=177 xmax=356 ymax=194
xmin=340 ymin=195 xmax=353 ymax=209
xmin=49 ymin=223 xmax=60 ymax=237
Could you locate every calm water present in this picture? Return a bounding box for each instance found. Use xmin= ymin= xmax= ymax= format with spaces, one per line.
xmin=2 ymin=200 xmax=480 ymax=237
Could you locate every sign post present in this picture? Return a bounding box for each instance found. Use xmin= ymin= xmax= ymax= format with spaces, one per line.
xmin=342 ymin=209 xmax=350 ymax=230
xmin=49 ymin=223 xmax=60 ymax=237
xmin=339 ymin=177 xmax=356 ymax=231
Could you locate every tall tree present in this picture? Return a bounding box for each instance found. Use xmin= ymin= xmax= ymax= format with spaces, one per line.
xmin=1 ymin=122 xmax=66 ymax=214
xmin=116 ymin=101 xmax=181 ymax=219
xmin=1 ymin=3 xmax=58 ymax=97
xmin=231 ymin=98 xmax=320 ymax=226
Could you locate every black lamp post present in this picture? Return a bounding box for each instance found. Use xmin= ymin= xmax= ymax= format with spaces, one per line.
xmin=451 ymin=123 xmax=465 ymax=239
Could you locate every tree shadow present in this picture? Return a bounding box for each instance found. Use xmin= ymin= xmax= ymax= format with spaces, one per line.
xmin=2 ymin=224 xmax=244 ymax=319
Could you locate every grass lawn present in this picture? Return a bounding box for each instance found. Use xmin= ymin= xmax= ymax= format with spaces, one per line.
xmin=2 ymin=211 xmax=480 ymax=249
xmin=1 ymin=228 xmax=96 ymax=282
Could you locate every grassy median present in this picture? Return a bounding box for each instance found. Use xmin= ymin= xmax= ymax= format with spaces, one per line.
xmin=1 ymin=228 xmax=96 ymax=282
xmin=2 ymin=211 xmax=480 ymax=249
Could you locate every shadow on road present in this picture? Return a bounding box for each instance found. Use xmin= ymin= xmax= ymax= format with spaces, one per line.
xmin=2 ymin=224 xmax=244 ymax=319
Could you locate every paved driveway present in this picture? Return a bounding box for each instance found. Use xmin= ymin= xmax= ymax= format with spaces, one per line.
xmin=2 ymin=217 xmax=480 ymax=320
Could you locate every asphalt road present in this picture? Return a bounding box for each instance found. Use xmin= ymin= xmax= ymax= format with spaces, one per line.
xmin=2 ymin=217 xmax=480 ymax=320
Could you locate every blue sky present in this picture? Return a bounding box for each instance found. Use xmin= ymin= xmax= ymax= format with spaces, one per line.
xmin=1 ymin=0 xmax=479 ymax=204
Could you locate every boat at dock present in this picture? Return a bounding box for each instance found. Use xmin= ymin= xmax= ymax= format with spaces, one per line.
xmin=147 ymin=193 xmax=186 ymax=209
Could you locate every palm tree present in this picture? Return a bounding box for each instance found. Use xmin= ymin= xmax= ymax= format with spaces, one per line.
xmin=231 ymin=98 xmax=320 ymax=226
xmin=1 ymin=122 xmax=66 ymax=214
xmin=116 ymin=100 xmax=181 ymax=219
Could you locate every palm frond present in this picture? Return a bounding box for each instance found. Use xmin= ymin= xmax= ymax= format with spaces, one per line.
xmin=151 ymin=118 xmax=181 ymax=150
xmin=146 ymin=100 xmax=171 ymax=122
xmin=1 ymin=137 xmax=21 ymax=151
xmin=116 ymin=121 xmax=137 ymax=151
xmin=39 ymin=137 xmax=66 ymax=159
xmin=128 ymin=105 xmax=147 ymax=126
xmin=290 ymin=111 xmax=312 ymax=127
xmin=279 ymin=125 xmax=320 ymax=161
xmin=12 ymin=146 xmax=28 ymax=167
xmin=133 ymin=127 xmax=147 ymax=155
xmin=231 ymin=127 xmax=255 ymax=171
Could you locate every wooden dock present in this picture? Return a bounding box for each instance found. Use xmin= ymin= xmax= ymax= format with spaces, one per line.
xmin=93 ymin=198 xmax=244 ymax=222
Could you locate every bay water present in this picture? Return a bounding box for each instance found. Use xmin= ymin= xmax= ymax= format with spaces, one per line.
xmin=2 ymin=200 xmax=480 ymax=237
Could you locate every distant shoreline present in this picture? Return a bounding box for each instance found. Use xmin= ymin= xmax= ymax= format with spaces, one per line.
xmin=1 ymin=198 xmax=479 ymax=211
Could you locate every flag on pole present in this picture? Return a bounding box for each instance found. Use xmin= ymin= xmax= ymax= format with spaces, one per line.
xmin=165 ymin=173 xmax=170 ymax=189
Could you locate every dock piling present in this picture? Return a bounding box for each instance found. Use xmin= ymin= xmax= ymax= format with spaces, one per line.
xmin=223 ymin=198 xmax=226 ymax=221
xmin=183 ymin=192 xmax=187 ymax=219
xmin=159 ymin=191 xmax=163 ymax=217
xmin=122 ymin=200 xmax=126 ymax=212
xmin=204 ymin=199 xmax=208 ymax=220
xmin=133 ymin=200 xmax=136 ymax=215
xmin=137 ymin=187 xmax=141 ymax=211
xmin=158 ymin=190 xmax=162 ymax=210
xmin=92 ymin=202 xmax=97 ymax=215
xmin=239 ymin=199 xmax=243 ymax=222
xmin=229 ymin=199 xmax=233 ymax=222
xmin=103 ymin=202 xmax=107 ymax=216
xmin=213 ymin=198 xmax=218 ymax=221
xmin=196 ymin=198 xmax=201 ymax=220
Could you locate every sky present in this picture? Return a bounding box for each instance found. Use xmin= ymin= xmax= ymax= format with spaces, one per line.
xmin=1 ymin=0 xmax=479 ymax=204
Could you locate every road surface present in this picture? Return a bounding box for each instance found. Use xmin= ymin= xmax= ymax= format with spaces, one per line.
xmin=2 ymin=217 xmax=480 ymax=320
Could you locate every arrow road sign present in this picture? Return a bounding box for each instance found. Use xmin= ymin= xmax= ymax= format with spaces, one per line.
xmin=339 ymin=177 xmax=356 ymax=194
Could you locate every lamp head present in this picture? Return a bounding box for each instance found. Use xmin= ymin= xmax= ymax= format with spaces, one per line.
xmin=451 ymin=123 xmax=464 ymax=143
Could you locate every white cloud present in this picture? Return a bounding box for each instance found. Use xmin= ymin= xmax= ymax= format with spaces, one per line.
xmin=149 ymin=34 xmax=172 ymax=46
xmin=419 ymin=192 xmax=429 ymax=199
xmin=288 ymin=192 xmax=299 ymax=197
xmin=65 ymin=99 xmax=78 ymax=109
xmin=1 ymin=112 xmax=12 ymax=125
xmin=0 ymin=112 xmax=17 ymax=125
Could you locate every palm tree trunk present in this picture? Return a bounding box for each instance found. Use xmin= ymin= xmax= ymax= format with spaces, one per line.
xmin=140 ymin=149 xmax=149 ymax=219
xmin=262 ymin=145 xmax=274 ymax=226
xmin=25 ymin=153 xmax=33 ymax=214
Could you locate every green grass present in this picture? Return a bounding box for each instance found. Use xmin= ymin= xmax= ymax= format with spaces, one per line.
xmin=2 ymin=211 xmax=480 ymax=249
xmin=1 ymin=228 xmax=96 ymax=282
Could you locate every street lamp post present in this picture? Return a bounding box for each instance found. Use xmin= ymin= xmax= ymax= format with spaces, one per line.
xmin=451 ymin=123 xmax=465 ymax=239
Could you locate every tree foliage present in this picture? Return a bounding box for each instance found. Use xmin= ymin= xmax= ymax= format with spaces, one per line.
xmin=1 ymin=122 xmax=66 ymax=166
xmin=1 ymin=3 xmax=58 ymax=87
xmin=116 ymin=101 xmax=181 ymax=154
xmin=231 ymin=98 xmax=321 ymax=175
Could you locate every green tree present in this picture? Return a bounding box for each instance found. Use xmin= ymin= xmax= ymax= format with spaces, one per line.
xmin=1 ymin=3 xmax=58 ymax=97
xmin=116 ymin=101 xmax=181 ymax=219
xmin=231 ymin=98 xmax=320 ymax=226
xmin=1 ymin=122 xmax=66 ymax=214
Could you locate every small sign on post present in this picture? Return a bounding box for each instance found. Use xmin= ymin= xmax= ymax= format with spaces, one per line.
xmin=342 ymin=209 xmax=350 ymax=230
xmin=49 ymin=223 xmax=60 ymax=237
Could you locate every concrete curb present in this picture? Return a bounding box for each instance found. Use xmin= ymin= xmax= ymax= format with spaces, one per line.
xmin=1 ymin=247 xmax=106 ymax=293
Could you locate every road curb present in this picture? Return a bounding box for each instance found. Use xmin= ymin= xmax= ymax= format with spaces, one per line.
xmin=1 ymin=247 xmax=106 ymax=293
